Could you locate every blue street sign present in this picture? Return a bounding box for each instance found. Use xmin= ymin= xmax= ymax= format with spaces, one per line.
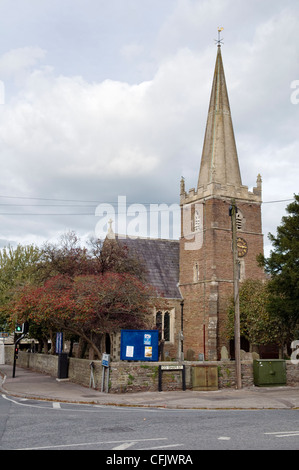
xmin=102 ymin=353 xmax=110 ymax=367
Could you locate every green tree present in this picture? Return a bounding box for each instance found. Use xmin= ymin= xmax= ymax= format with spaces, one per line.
xmin=226 ymin=279 xmax=281 ymax=347
xmin=6 ymin=231 xmax=156 ymax=355
xmin=258 ymin=194 xmax=299 ymax=347
xmin=0 ymin=244 xmax=42 ymax=331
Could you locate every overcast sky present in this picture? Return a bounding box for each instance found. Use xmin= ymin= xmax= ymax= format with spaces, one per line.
xmin=0 ymin=0 xmax=298 ymax=256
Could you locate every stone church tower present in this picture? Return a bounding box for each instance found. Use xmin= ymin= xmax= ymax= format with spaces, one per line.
xmin=179 ymin=44 xmax=265 ymax=360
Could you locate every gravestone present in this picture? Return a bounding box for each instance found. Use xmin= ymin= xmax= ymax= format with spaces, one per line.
xmin=220 ymin=346 xmax=229 ymax=361
xmin=186 ymin=349 xmax=195 ymax=361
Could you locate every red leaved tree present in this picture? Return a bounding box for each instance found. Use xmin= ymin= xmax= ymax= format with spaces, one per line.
xmin=10 ymin=272 xmax=160 ymax=357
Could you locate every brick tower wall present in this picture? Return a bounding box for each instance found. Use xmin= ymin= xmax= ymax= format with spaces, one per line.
xmin=179 ymin=196 xmax=265 ymax=360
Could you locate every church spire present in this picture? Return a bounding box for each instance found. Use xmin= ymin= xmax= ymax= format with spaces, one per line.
xmin=197 ymin=37 xmax=242 ymax=190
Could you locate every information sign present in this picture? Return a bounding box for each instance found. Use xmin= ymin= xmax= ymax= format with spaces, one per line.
xmin=120 ymin=330 xmax=159 ymax=361
xmin=161 ymin=365 xmax=184 ymax=370
xmin=102 ymin=353 xmax=110 ymax=367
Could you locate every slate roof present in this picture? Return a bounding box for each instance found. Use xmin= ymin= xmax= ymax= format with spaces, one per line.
xmin=116 ymin=236 xmax=181 ymax=299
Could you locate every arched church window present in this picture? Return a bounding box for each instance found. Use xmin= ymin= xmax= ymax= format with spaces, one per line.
xmin=164 ymin=312 xmax=170 ymax=342
xmin=155 ymin=310 xmax=173 ymax=343
xmin=193 ymin=262 xmax=200 ymax=282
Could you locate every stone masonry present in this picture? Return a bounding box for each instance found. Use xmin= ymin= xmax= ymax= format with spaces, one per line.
xmin=179 ymin=45 xmax=265 ymax=360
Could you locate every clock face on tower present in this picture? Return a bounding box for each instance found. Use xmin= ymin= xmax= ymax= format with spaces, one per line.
xmin=237 ymin=237 xmax=248 ymax=257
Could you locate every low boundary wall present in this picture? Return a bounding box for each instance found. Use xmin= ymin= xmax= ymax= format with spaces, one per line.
xmin=4 ymin=346 xmax=299 ymax=393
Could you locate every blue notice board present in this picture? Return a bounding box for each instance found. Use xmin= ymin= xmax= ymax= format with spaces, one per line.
xmin=120 ymin=330 xmax=159 ymax=361
xmin=56 ymin=332 xmax=63 ymax=354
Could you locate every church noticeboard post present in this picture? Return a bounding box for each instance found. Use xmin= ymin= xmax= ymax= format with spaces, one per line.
xmin=120 ymin=330 xmax=159 ymax=361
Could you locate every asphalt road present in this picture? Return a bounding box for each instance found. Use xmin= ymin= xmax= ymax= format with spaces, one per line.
xmin=1 ymin=393 xmax=299 ymax=453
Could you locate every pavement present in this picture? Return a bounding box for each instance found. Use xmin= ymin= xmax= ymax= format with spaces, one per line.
xmin=1 ymin=364 xmax=299 ymax=410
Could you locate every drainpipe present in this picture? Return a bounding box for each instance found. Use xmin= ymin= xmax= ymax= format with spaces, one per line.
xmin=180 ymin=300 xmax=184 ymax=361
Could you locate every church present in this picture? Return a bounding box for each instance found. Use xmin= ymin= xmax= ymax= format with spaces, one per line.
xmin=113 ymin=41 xmax=265 ymax=362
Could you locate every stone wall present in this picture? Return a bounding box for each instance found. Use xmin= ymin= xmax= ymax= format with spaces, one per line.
xmin=4 ymin=346 xmax=299 ymax=393
xmin=286 ymin=361 xmax=299 ymax=386
xmin=68 ymin=358 xmax=103 ymax=389
xmin=218 ymin=361 xmax=254 ymax=388
xmin=5 ymin=345 xmax=58 ymax=376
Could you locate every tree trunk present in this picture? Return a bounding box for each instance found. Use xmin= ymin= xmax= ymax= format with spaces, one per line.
xmin=82 ymin=334 xmax=102 ymax=359
xmin=49 ymin=330 xmax=56 ymax=355
xmin=43 ymin=338 xmax=49 ymax=354
xmin=69 ymin=338 xmax=74 ymax=358
xmin=63 ymin=327 xmax=103 ymax=360
xmin=77 ymin=337 xmax=87 ymax=358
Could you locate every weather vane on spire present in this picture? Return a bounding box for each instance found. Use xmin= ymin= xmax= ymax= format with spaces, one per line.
xmin=215 ymin=27 xmax=224 ymax=46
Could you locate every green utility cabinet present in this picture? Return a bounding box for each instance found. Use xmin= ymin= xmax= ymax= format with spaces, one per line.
xmin=253 ymin=359 xmax=286 ymax=387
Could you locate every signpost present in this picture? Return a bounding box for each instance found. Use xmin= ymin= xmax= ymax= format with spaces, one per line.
xmin=101 ymin=353 xmax=110 ymax=393
xmin=12 ymin=322 xmax=29 ymax=378
xmin=0 ymin=332 xmax=9 ymax=338
xmin=158 ymin=364 xmax=186 ymax=392
xmin=89 ymin=361 xmax=96 ymax=389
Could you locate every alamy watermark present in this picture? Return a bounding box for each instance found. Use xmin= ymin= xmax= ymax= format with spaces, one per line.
xmin=290 ymin=80 xmax=299 ymax=104
xmin=95 ymin=195 xmax=203 ymax=250
xmin=291 ymin=340 xmax=299 ymax=365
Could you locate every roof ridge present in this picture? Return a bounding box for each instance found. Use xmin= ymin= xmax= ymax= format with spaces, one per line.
xmin=115 ymin=234 xmax=179 ymax=243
